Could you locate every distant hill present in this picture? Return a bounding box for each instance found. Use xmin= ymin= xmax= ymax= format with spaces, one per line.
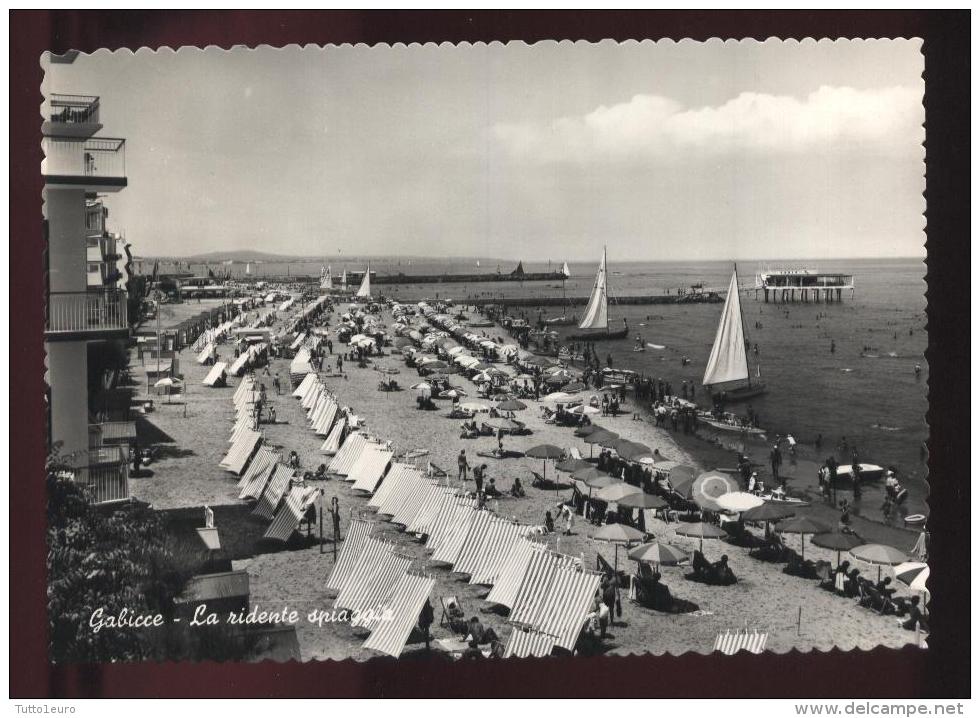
xmin=180 ymin=250 xmax=309 ymax=263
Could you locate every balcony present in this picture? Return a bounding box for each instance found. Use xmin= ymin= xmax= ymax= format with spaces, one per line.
xmin=46 ymin=290 xmax=130 ymax=340
xmin=42 ymin=136 xmax=127 ymax=192
xmin=43 ymin=94 xmax=103 ymax=138
xmin=70 ymin=446 xmax=130 ymax=504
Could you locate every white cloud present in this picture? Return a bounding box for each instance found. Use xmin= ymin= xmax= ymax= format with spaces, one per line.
xmin=493 ymin=86 xmax=923 ymax=163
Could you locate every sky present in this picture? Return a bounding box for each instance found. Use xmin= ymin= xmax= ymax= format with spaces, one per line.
xmin=44 ymin=39 xmax=925 ymax=262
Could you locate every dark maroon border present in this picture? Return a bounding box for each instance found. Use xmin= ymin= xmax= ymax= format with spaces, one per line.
xmin=10 ymin=10 xmax=970 ymax=698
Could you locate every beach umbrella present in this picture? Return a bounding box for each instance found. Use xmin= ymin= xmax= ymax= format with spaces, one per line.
xmin=572 ymin=466 xmax=606 ymax=483
xmin=651 ymin=460 xmax=682 ymax=474
xmin=691 ymin=471 xmax=740 ymax=512
xmin=483 ymin=417 xmax=520 ymax=432
xmin=629 ymin=541 xmax=689 ymax=567
xmin=775 ymin=516 xmax=833 ymax=561
xmin=495 ymin=399 xmax=527 ymax=412
xmin=563 ymin=382 xmax=588 ymax=393
xmin=595 ymin=483 xmax=643 ymax=503
xmin=411 ymin=381 xmax=432 ymax=391
xmin=525 ymin=443 xmax=565 ymax=491
xmin=894 ymin=562 xmax=929 ymax=595
xmin=674 ymin=521 xmax=727 ymax=552
xmin=849 ymin=543 xmax=909 ymax=581
xmin=593 ymin=523 xmax=646 ymax=570
xmin=741 ymin=502 xmax=797 ymax=524
xmin=574 ymin=424 xmax=603 ymax=438
xmin=570 ymin=404 xmax=600 ymax=416
xmin=541 ymin=391 xmax=575 ymax=403
xmin=715 ymin=491 xmax=765 ymax=514
xmin=582 ymin=429 xmax=618 ymax=446
xmin=811 ymin=531 xmax=863 ymax=567
xmin=618 ymin=493 xmax=668 ymax=510
xmin=611 ymin=439 xmax=654 ymax=461
xmin=422 ymin=360 xmax=449 ymax=371
xmin=441 ymin=389 xmax=466 ymax=399
xmin=555 ymin=458 xmax=590 ymax=473
xmin=669 ymin=465 xmax=698 ymax=498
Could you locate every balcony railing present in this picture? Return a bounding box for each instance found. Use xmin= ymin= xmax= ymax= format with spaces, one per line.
xmin=42 ymin=137 xmax=126 ymax=181
xmin=46 ymin=290 xmax=129 ymax=336
xmin=49 ymin=94 xmax=101 ymax=125
xmin=69 ymin=446 xmax=130 ymax=504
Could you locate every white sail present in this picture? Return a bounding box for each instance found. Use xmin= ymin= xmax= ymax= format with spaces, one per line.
xmin=702 ymin=269 xmax=749 ymax=387
xmin=578 ymin=248 xmax=608 ymax=331
xmin=341 ymin=269 xmax=348 ymax=289
xmin=561 ymin=261 xmax=571 ymax=278
xmin=355 ymin=265 xmax=371 ymax=298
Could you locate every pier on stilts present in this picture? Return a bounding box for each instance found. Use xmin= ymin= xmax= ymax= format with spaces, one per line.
xmin=754 ymin=268 xmax=855 ymax=303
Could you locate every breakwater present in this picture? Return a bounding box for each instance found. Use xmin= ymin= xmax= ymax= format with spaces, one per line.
xmin=372 ymin=271 xmax=567 ymax=285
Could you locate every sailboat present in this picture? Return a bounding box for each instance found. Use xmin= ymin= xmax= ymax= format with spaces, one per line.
xmin=545 ymin=260 xmax=577 ymax=326
xmin=702 ymin=265 xmax=767 ymax=403
xmin=340 ymin=269 xmax=348 ymax=291
xmin=566 ymin=247 xmax=628 ymax=341
xmin=355 ymin=264 xmax=372 ymax=299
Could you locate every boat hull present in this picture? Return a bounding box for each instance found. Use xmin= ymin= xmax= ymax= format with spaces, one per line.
xmin=698 ymin=416 xmax=767 ymax=435
xmin=565 ymin=327 xmax=629 ymax=342
xmin=711 ymin=382 xmax=767 ymax=403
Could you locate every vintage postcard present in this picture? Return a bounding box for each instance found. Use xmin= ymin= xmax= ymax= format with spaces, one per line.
xmin=42 ymin=38 xmax=928 ymax=667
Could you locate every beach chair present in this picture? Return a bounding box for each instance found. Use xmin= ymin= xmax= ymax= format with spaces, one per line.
xmin=439 ymin=596 xmax=467 ymax=632
xmin=568 ymin=447 xmax=583 ymax=460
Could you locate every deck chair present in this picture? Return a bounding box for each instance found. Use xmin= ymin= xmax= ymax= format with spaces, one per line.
xmin=568 ymin=447 xmax=583 ymax=460
xmin=439 ymin=595 xmax=467 ymax=632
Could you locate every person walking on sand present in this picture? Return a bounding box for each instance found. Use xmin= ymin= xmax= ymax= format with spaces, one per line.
xmin=457 ymin=450 xmax=469 ymax=482
xmin=418 ymin=598 xmax=434 ymax=651
xmin=770 ymin=443 xmax=783 ymax=484
xmin=473 ymin=463 xmax=486 ymax=495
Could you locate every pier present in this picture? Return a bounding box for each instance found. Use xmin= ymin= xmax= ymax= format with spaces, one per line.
xmin=754 ymin=268 xmax=855 ymax=303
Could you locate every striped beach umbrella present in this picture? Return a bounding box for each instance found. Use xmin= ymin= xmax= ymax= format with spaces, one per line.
xmin=894 ymin=562 xmax=929 ymax=594
xmin=628 ymin=541 xmax=688 ymax=567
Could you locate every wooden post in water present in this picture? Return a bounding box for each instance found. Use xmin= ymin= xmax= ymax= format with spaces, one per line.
xmin=797 ymin=606 xmax=802 ymax=636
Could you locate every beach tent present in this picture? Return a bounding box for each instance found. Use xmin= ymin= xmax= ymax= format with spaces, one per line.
xmin=328 ymin=433 xmax=371 ymax=477
xmin=388 ymin=475 xmax=437 ymax=528
xmin=290 ymin=332 xmax=307 ymax=352
xmin=228 ymin=352 xmax=252 ymax=377
xmin=405 ymin=485 xmax=455 ymax=536
xmin=484 ymin=538 xmax=546 ymax=610
xmin=436 ymin=508 xmax=498 ymax=570
xmin=233 ymin=377 xmax=257 ymax=404
xmin=333 ymin=538 xmax=396 ymax=609
xmin=349 ymin=444 xmax=394 ymax=494
xmin=237 ymin=445 xmax=280 ymax=492
xmin=426 ymin=496 xmax=479 ymax=555
xmin=202 ymin=361 xmax=228 ymax=388
xmin=714 ymin=630 xmax=769 ymax=655
xmin=292 ymin=373 xmax=318 ymax=399
xmin=369 ymin=463 xmax=422 ymax=514
xmin=325 ymin=519 xmax=372 ymax=593
xmin=312 ymin=400 xmax=339 ymax=437
xmin=252 ymin=463 xmax=295 ymax=521
xmin=361 ymin=573 xmax=436 ymax=658
xmin=462 ymin=519 xmax=538 ymax=586
xmin=264 ymin=486 xmax=320 ymax=542
xmin=196 ymin=343 xmax=215 ymax=365
xmin=504 ymin=628 xmax=557 ymax=659
xmin=347 ymin=554 xmax=415 ymax=630
xmin=219 ymin=430 xmax=262 ymax=476
xmin=509 ymin=550 xmax=600 ymax=653
xmin=300 ymin=380 xmax=324 ymax=410
xmin=321 ymin=418 xmax=346 ymax=455
xmin=430 ymin=506 xmax=480 ymax=565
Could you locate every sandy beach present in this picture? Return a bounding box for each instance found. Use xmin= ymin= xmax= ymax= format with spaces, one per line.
xmin=131 ymin=298 xmax=922 ymax=660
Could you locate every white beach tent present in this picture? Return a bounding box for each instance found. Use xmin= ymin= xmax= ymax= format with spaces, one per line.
xmin=332 ymin=537 xmax=392 ymax=608
xmin=504 ymin=628 xmax=557 ymax=659
xmin=402 ymin=482 xmax=451 ymax=534
xmin=219 ymin=430 xmax=262 ymax=476
xmin=202 ymin=361 xmax=228 ymax=387
xmin=328 ymin=432 xmax=371 ymax=477
xmin=368 ymin=463 xmax=420 ymax=514
xmin=430 ymin=505 xmax=480 ymax=565
xmin=484 ymin=538 xmax=545 ymax=610
xmin=196 ymin=343 xmax=215 ymax=365
xmin=237 ymin=444 xmax=279 ymax=490
xmin=238 ymin=449 xmax=281 ymax=501
xmin=349 ymin=443 xmax=394 ymax=494
xmin=320 ymin=417 xmax=346 ymax=455
xmin=292 ymin=373 xmax=318 ymax=399
xmin=460 ymin=518 xmax=537 ymax=586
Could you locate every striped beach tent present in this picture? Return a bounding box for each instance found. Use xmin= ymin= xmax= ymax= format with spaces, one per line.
xmin=219 ymin=430 xmax=261 ymax=476
xmin=325 ymin=519 xmax=372 ymax=592
xmin=264 ymin=486 xmax=320 ymax=543
xmin=333 ymin=537 xmax=393 ymax=608
xmin=713 ymin=630 xmax=768 ymax=655
xmin=229 ymin=416 xmax=254 ymax=445
xmin=509 ymin=552 xmax=601 ymax=653
xmin=445 ymin=509 xmax=502 ymax=572
xmin=312 ymin=399 xmax=338 ymax=436
xmin=404 ymin=485 xmax=455 ymax=536
xmin=430 ymin=506 xmax=480 ymax=565
xmin=348 ymin=553 xmax=415 ymax=627
xmin=201 ymin=361 xmax=228 ymax=387
xmin=228 ymin=351 xmax=251 ymax=377
xmin=503 ymin=628 xmax=556 ymax=659
xmin=237 ymin=444 xmax=279 ymax=491
xmin=328 ymin=433 xmax=370 ymax=476
xmin=301 ymin=381 xmax=323 ymax=411
xmin=321 ymin=417 xmax=346 ymax=455
xmin=485 ymin=538 xmax=545 ymax=609
xmin=464 ymin=521 xmax=538 ymax=586
xmin=292 ymin=372 xmax=318 ymax=399
xmin=387 ymin=474 xmax=434 ymax=526
xmin=252 ymin=463 xmax=295 ymax=520
xmin=350 ymin=444 xmax=394 ymax=494
xmin=369 ymin=463 xmax=419 ymax=513
xmin=195 ymin=343 xmax=215 ymax=364
xmin=233 ymin=377 xmax=257 ymax=405
xmin=362 ymin=573 xmax=436 ymax=658
xmin=426 ymin=495 xmax=477 ymax=553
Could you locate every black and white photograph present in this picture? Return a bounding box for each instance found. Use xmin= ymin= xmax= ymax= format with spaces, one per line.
xmin=16 ymin=10 xmax=970 ymax=701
